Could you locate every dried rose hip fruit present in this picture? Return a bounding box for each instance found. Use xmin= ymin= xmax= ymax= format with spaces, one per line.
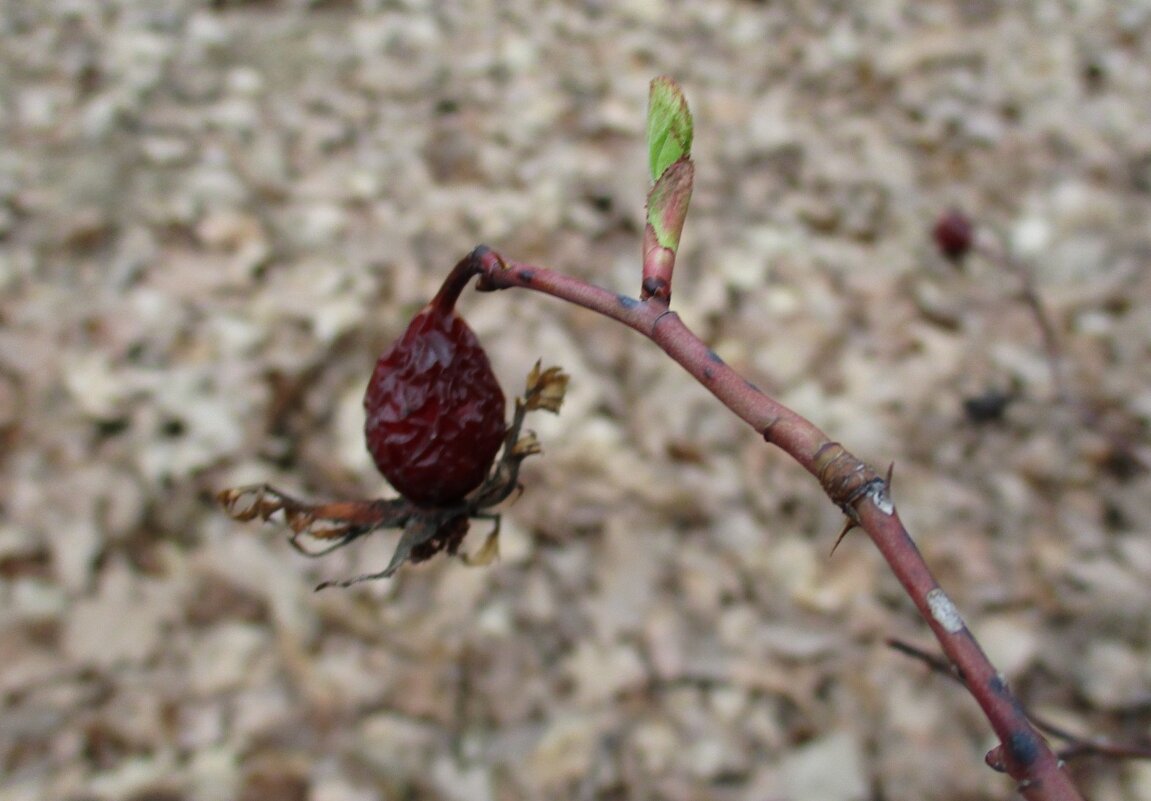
xmin=932 ymin=208 xmax=974 ymax=264
xmin=363 ymin=252 xmax=506 ymax=507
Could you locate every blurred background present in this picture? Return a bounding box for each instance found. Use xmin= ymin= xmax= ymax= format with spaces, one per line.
xmin=2 ymin=2 xmax=1150 ymax=800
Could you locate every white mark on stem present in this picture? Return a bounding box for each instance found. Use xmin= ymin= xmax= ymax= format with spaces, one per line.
xmin=926 ymin=588 xmax=965 ymax=634
xmin=866 ymin=482 xmax=894 ymax=515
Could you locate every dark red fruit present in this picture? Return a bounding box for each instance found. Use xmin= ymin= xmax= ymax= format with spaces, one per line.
xmin=364 ymin=260 xmax=506 ymax=507
xmin=932 ymin=208 xmax=974 ymax=263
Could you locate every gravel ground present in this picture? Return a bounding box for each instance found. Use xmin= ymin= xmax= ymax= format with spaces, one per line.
xmin=3 ymin=2 xmax=1151 ymax=800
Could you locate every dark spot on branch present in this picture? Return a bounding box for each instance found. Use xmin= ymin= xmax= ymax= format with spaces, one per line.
xmin=1006 ymin=731 xmax=1041 ymax=768
xmin=707 ymin=350 xmax=724 ymax=364
xmin=519 ymin=270 xmax=534 ymax=284
xmin=988 ymin=674 xmax=1010 ymax=697
xmin=617 ymin=294 xmax=640 ymax=309
xmin=703 ymin=367 xmax=714 ymax=381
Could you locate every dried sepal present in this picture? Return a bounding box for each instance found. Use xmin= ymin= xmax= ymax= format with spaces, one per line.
xmin=512 ymin=431 xmax=542 ymax=458
xmin=524 ymin=360 xmax=569 ymax=413
xmin=316 ymin=514 xmax=447 ymax=589
xmin=218 ymin=484 xmax=284 ymax=523
xmin=461 ymin=518 xmax=501 ymax=567
xmin=217 ymin=484 xmax=408 ymax=557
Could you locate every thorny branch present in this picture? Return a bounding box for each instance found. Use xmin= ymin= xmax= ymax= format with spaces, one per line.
xmin=471 ymin=245 xmax=1085 ymax=801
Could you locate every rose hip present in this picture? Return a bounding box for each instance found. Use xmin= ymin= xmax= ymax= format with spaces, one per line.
xmin=932 ymin=208 xmax=974 ymax=264
xmin=364 ymin=252 xmax=506 ymax=506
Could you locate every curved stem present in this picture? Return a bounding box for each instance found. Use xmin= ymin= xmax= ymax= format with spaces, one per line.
xmin=431 ymin=246 xmax=490 ymax=312
xmin=474 ymin=248 xmax=1083 ymax=801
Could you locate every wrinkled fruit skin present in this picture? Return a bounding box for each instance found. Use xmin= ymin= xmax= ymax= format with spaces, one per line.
xmin=364 ymin=303 xmax=506 ymax=507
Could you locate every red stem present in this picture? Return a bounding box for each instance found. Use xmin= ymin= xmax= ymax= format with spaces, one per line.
xmin=473 ymin=247 xmax=1083 ymax=801
xmin=641 ymin=223 xmax=675 ymax=302
xmin=431 ymin=248 xmax=488 ymax=312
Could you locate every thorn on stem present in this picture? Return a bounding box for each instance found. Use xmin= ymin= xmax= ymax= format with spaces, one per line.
xmin=829 ymin=518 xmax=856 ymax=556
xmin=986 ymin=744 xmax=1008 ymax=773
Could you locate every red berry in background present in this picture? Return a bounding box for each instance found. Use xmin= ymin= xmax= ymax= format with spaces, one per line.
xmin=932 ymin=208 xmax=974 ymax=263
xmin=363 ymin=256 xmax=506 ymax=507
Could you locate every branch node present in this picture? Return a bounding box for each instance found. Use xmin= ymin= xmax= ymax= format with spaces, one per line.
xmin=474 ymin=248 xmax=511 ymax=292
xmin=641 ymin=274 xmax=671 ymax=302
xmin=760 ymin=417 xmax=782 ymax=443
xmin=814 ymin=442 xmax=884 ymax=520
xmin=652 ymin=308 xmax=677 ymax=329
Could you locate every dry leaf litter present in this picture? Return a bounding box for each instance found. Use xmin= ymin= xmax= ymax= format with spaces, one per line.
xmin=2 ymin=3 xmax=1151 ymax=801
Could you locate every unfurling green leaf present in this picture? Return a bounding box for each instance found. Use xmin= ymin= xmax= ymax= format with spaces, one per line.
xmin=647 ymin=76 xmax=693 ymax=182
xmin=646 ymin=158 xmax=694 ymax=252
